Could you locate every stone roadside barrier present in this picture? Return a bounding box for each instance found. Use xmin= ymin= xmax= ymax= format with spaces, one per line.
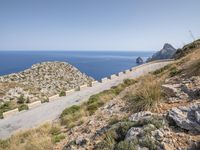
xmin=117 ymin=72 xmax=124 ymax=76
xmin=101 ymin=77 xmax=109 ymax=83
xmin=110 ymin=74 xmax=117 ymax=79
xmin=124 ymin=69 xmax=131 ymax=74
xmin=49 ymin=94 xmax=59 ymax=101
xmin=28 ymin=101 xmax=42 ymax=109
xmin=79 ymin=84 xmax=88 ymax=90
xmin=65 ymin=89 xmax=75 ymax=95
xmin=90 ymin=81 xmax=99 ymax=87
xmin=3 ymin=108 xmax=19 ymax=118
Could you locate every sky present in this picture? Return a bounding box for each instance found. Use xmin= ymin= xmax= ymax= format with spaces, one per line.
xmin=0 ymin=0 xmax=200 ymax=51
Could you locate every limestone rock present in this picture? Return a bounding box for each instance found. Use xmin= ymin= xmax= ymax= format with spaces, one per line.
xmin=167 ymin=103 xmax=200 ymax=133
xmin=75 ymin=136 xmax=87 ymax=146
xmin=147 ymin=43 xmax=176 ymax=62
xmin=0 ymin=61 xmax=94 ymax=103
xmin=125 ymin=127 xmax=142 ymax=141
xmin=129 ymin=111 xmax=153 ymax=122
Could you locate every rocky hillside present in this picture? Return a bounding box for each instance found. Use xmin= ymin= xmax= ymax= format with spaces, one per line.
xmin=57 ymin=46 xmax=200 ymax=150
xmin=0 ymin=62 xmax=94 ymax=104
xmin=173 ymin=39 xmax=200 ymax=59
xmin=0 ymin=42 xmax=200 ymax=150
xmin=147 ymin=43 xmax=176 ymax=62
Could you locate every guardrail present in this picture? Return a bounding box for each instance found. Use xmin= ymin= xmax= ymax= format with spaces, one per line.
xmin=79 ymin=84 xmax=88 ymax=90
xmin=101 ymin=77 xmax=109 ymax=83
xmin=110 ymin=74 xmax=117 ymax=79
xmin=49 ymin=94 xmax=59 ymax=101
xmin=65 ymin=89 xmax=75 ymax=95
xmin=1 ymin=59 xmax=174 ymax=119
xmin=28 ymin=101 xmax=42 ymax=109
xmin=3 ymin=109 xmax=19 ymax=118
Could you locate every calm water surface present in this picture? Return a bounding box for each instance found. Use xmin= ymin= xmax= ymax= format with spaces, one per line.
xmin=0 ymin=51 xmax=154 ymax=80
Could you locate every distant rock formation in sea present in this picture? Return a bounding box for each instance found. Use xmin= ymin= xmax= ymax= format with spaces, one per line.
xmin=0 ymin=61 xmax=94 ymax=103
xmin=136 ymin=57 xmax=143 ymax=64
xmin=147 ymin=43 xmax=176 ymax=62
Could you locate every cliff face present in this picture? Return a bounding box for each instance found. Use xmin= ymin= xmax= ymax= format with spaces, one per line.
xmin=0 ymin=61 xmax=94 ymax=103
xmin=147 ymin=43 xmax=176 ymax=62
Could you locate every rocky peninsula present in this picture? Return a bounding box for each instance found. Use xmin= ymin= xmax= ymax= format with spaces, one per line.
xmin=0 ymin=62 xmax=94 ymax=104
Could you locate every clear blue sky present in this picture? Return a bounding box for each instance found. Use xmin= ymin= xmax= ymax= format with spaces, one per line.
xmin=0 ymin=0 xmax=200 ymax=51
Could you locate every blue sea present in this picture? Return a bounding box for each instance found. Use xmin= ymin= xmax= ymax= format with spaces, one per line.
xmin=0 ymin=51 xmax=154 ymax=80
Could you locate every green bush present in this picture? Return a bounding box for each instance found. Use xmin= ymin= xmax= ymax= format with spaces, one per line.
xmin=0 ymin=102 xmax=11 ymax=112
xmin=60 ymin=105 xmax=82 ymax=126
xmin=18 ymin=104 xmax=28 ymax=111
xmin=59 ymin=91 xmax=66 ymax=97
xmin=123 ymin=79 xmax=137 ymax=86
xmin=41 ymin=98 xmax=49 ymax=103
xmin=86 ymin=94 xmax=104 ymax=115
xmin=61 ymin=105 xmax=80 ymax=117
xmin=52 ymin=134 xmax=65 ymax=143
xmin=139 ymin=136 xmax=156 ymax=150
xmin=169 ymin=67 xmax=181 ymax=77
xmin=25 ymin=97 xmax=30 ymax=103
xmin=153 ymin=65 xmax=171 ymax=75
xmin=49 ymin=126 xmax=61 ymax=135
xmin=17 ymin=95 xmax=25 ymax=104
xmin=94 ymin=134 xmax=116 ymax=150
xmin=115 ymin=141 xmax=136 ymax=150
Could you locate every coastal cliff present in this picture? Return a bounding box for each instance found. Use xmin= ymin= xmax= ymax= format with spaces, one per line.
xmin=0 ymin=61 xmax=94 ymax=104
xmin=147 ymin=43 xmax=176 ymax=62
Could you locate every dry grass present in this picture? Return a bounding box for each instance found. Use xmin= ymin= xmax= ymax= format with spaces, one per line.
xmin=60 ymin=79 xmax=137 ymax=128
xmin=0 ymin=123 xmax=64 ymax=150
xmin=184 ymin=58 xmax=200 ymax=77
xmin=125 ymin=75 xmax=163 ymax=112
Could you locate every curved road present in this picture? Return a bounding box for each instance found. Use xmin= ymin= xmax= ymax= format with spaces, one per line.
xmin=0 ymin=61 xmax=173 ymax=139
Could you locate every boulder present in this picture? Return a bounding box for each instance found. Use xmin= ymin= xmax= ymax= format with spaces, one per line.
xmin=125 ymin=127 xmax=142 ymax=141
xmin=147 ymin=43 xmax=176 ymax=62
xmin=129 ymin=111 xmax=153 ymax=122
xmin=136 ymin=57 xmax=144 ymax=64
xmin=167 ymin=103 xmax=200 ymax=133
xmin=75 ymin=136 xmax=87 ymax=146
xmin=162 ymin=84 xmax=181 ymax=97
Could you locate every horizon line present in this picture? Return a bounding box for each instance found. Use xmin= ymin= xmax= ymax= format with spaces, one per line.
xmin=0 ymin=49 xmax=155 ymax=52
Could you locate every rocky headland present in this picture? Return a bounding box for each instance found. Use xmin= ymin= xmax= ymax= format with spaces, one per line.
xmin=147 ymin=43 xmax=177 ymax=62
xmin=0 ymin=61 xmax=94 ymax=104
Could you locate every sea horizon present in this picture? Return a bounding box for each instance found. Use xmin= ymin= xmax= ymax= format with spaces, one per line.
xmin=0 ymin=50 xmax=154 ymax=80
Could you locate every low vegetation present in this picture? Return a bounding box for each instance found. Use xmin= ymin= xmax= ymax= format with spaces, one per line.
xmin=18 ymin=104 xmax=29 ymax=111
xmin=0 ymin=123 xmax=64 ymax=150
xmin=95 ymin=116 xmax=165 ymax=150
xmin=60 ymin=79 xmax=137 ymax=128
xmin=17 ymin=94 xmax=25 ymax=104
xmin=125 ymin=75 xmax=163 ymax=112
xmin=0 ymin=101 xmax=17 ymax=119
xmin=59 ymin=91 xmax=66 ymax=97
xmin=184 ymin=58 xmax=200 ymax=77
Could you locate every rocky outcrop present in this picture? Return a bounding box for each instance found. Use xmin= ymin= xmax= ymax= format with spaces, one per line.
xmin=167 ymin=103 xmax=200 ymax=133
xmin=147 ymin=43 xmax=176 ymax=62
xmin=0 ymin=61 xmax=94 ymax=103
xmin=129 ymin=111 xmax=153 ymax=122
xmin=136 ymin=57 xmax=144 ymax=64
xmin=162 ymin=76 xmax=200 ymax=103
xmin=173 ymin=39 xmax=200 ymax=59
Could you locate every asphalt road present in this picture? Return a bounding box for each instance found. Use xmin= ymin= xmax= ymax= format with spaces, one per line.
xmin=0 ymin=61 xmax=173 ymax=139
